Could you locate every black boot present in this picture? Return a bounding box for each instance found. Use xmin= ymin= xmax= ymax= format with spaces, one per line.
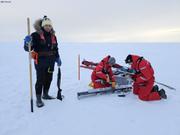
xmin=36 ymin=95 xmax=44 ymax=108
xmin=158 ymin=89 xmax=167 ymax=99
xmin=152 ymin=85 xmax=159 ymax=92
xmin=42 ymin=89 xmax=55 ymax=100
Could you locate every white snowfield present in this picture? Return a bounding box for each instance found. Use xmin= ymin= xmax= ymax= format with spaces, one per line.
xmin=0 ymin=43 xmax=180 ymax=135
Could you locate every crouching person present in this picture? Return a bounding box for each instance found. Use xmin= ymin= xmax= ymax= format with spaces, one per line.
xmin=89 ymin=56 xmax=116 ymax=89
xmin=24 ymin=16 xmax=62 ymax=107
xmin=125 ymin=54 xmax=167 ymax=101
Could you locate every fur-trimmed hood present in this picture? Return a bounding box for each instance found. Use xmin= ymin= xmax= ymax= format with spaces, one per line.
xmin=33 ymin=18 xmax=55 ymax=35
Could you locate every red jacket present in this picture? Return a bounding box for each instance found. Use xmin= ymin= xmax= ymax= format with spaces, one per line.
xmin=92 ymin=56 xmax=115 ymax=82
xmin=131 ymin=55 xmax=154 ymax=83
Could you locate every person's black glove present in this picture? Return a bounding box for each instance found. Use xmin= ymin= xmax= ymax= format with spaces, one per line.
xmin=135 ymin=70 xmax=141 ymax=74
xmin=132 ymin=77 xmax=136 ymax=81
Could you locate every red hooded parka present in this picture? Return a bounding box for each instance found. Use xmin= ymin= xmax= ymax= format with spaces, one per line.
xmin=91 ymin=56 xmax=115 ymax=89
xmin=130 ymin=55 xmax=161 ymax=101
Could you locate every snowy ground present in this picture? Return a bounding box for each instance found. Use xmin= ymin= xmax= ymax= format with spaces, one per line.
xmin=0 ymin=43 xmax=180 ymax=135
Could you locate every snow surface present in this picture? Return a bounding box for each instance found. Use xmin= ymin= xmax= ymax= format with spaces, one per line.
xmin=0 ymin=43 xmax=180 ymax=135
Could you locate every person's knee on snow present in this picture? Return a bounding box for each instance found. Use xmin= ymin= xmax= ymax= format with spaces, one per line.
xmin=133 ymin=83 xmax=139 ymax=95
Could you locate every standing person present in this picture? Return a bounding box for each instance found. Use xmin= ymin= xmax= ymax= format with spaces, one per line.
xmin=24 ymin=16 xmax=62 ymax=107
xmin=125 ymin=54 xmax=167 ymax=101
xmin=89 ymin=56 xmax=116 ymax=89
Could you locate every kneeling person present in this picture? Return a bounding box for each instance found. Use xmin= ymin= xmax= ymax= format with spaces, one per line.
xmin=90 ymin=56 xmax=116 ymax=89
xmin=125 ymin=54 xmax=167 ymax=101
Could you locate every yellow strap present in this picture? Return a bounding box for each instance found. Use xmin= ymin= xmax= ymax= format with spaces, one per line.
xmin=48 ymin=67 xmax=53 ymax=73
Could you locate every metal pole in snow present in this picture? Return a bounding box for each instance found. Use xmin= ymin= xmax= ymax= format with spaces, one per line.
xmin=27 ymin=17 xmax=34 ymax=112
xmin=78 ymin=54 xmax=80 ymax=80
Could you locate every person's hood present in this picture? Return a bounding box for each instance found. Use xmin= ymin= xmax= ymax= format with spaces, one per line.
xmin=33 ymin=18 xmax=55 ymax=35
xmin=131 ymin=54 xmax=141 ymax=63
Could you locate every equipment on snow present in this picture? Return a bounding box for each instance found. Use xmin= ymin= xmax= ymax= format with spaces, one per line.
xmin=57 ymin=67 xmax=64 ymax=100
xmin=155 ymin=81 xmax=176 ymax=90
xmin=77 ymin=87 xmax=132 ymax=100
xmin=78 ymin=58 xmax=133 ymax=99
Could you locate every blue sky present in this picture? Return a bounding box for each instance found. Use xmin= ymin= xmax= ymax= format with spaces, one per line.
xmin=0 ymin=0 xmax=179 ymax=43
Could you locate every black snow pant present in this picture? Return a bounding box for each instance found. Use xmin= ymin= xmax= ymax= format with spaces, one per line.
xmin=34 ymin=57 xmax=55 ymax=96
